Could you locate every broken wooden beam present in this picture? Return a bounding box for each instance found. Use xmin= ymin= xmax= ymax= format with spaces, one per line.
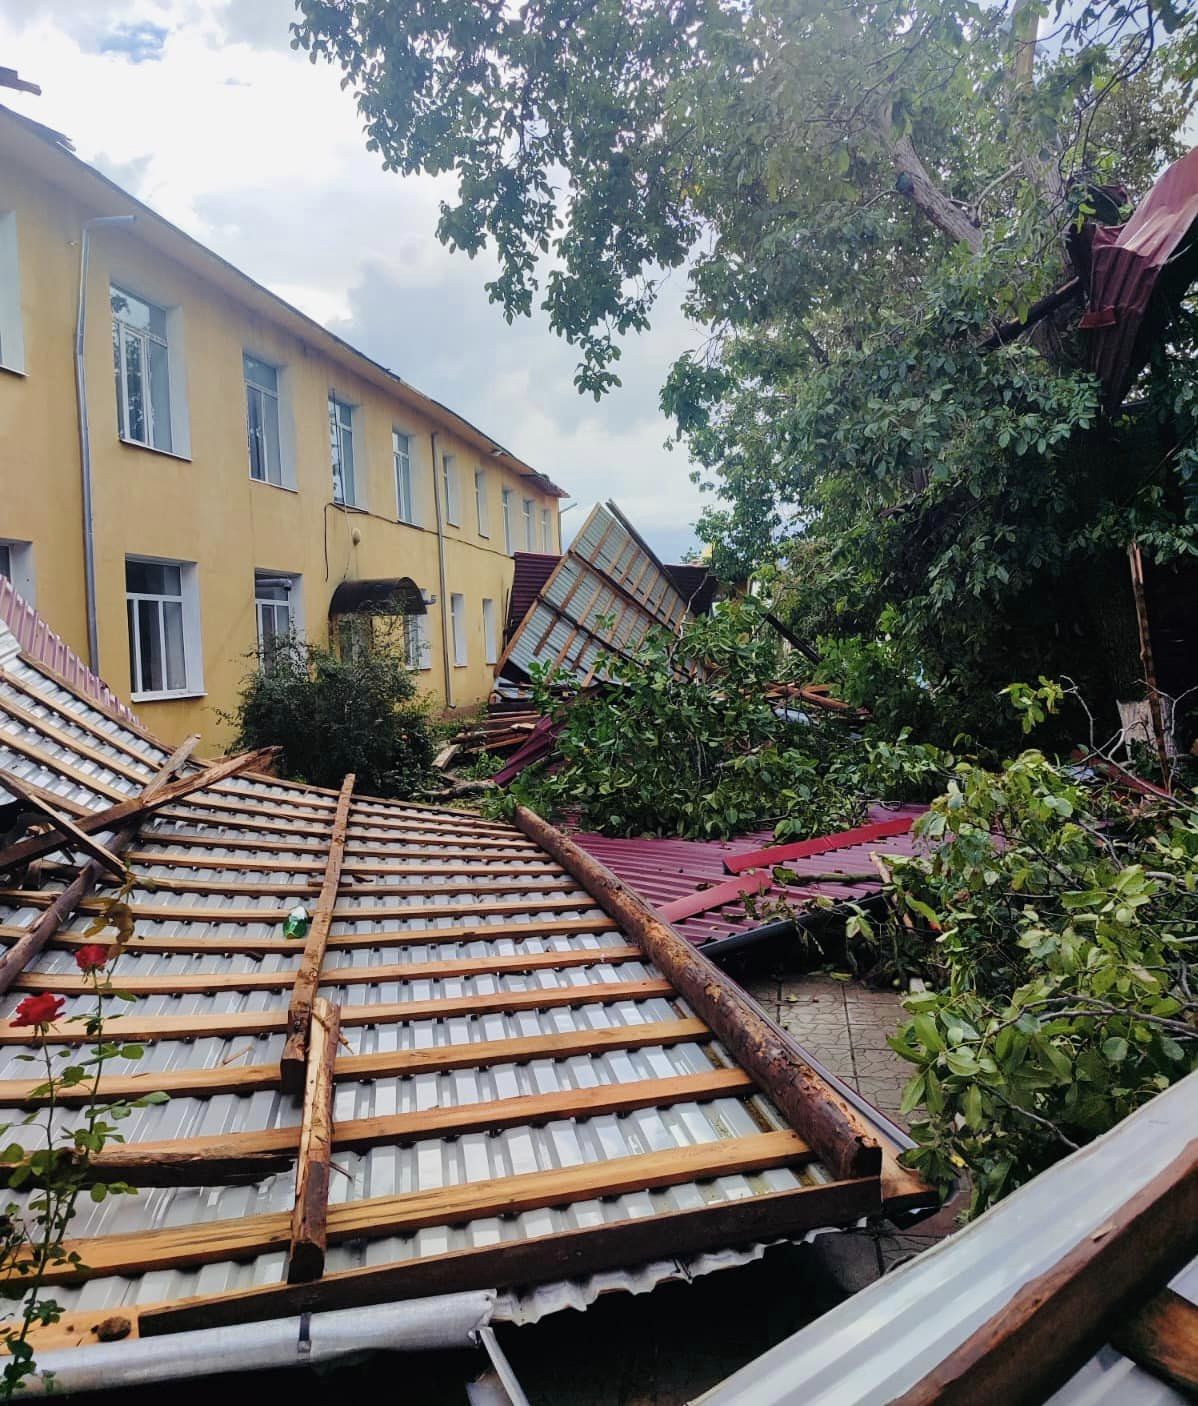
xmin=0 ymin=768 xmax=126 ymax=879
xmin=287 ymin=997 xmax=339 ymax=1283
xmin=0 ymin=747 xmax=279 ymax=873
xmin=280 ymin=774 xmax=354 ymax=1093
xmin=513 ymin=805 xmax=883 ymax=1182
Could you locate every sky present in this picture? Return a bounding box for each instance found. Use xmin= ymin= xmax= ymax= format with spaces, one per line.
xmin=0 ymin=0 xmax=709 ymax=560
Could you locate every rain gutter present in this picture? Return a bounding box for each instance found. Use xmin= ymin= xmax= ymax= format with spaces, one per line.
xmin=22 ymin=1290 xmax=498 ymax=1396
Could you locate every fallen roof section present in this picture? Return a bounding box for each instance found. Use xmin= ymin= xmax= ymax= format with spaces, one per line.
xmin=696 ymin=1069 xmax=1198 ymax=1406
xmin=496 ymin=501 xmax=716 ymax=686
xmin=0 ymin=615 xmax=933 ymax=1372
xmin=574 ymin=809 xmax=925 ymax=947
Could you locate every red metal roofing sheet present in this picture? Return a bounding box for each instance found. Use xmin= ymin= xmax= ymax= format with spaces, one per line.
xmin=504 ymin=551 xmax=561 ymax=642
xmin=573 ymin=805 xmax=927 ymax=945
xmin=0 ymin=577 xmax=135 ymax=722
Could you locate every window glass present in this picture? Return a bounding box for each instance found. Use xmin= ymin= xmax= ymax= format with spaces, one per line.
xmin=0 ymin=544 xmax=10 ymax=582
xmin=112 ymin=285 xmax=172 ymax=451
xmin=329 ymin=396 xmax=357 ymax=504
xmin=474 ymin=469 xmax=489 ymax=536
xmin=450 ymin=593 xmax=467 ymax=666
xmin=243 ymin=355 xmax=277 ymax=393
xmin=394 ymin=431 xmax=413 ymax=522
xmin=502 ymin=488 xmax=514 ymax=554
xmin=482 ymin=598 xmax=497 ymax=665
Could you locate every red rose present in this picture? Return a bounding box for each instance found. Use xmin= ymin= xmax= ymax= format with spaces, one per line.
xmin=74 ymin=944 xmax=110 ymax=974
xmin=12 ymin=993 xmax=66 ymax=1028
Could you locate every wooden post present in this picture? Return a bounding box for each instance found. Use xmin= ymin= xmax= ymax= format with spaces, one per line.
xmin=512 ymin=805 xmax=883 ymax=1181
xmin=280 ymin=774 xmax=354 ymax=1093
xmin=1128 ymin=542 xmax=1171 ymax=792
xmin=287 ymin=997 xmax=340 ymax=1284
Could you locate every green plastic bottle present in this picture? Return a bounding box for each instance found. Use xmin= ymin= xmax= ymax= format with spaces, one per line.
xmin=283 ymin=904 xmax=311 ymax=939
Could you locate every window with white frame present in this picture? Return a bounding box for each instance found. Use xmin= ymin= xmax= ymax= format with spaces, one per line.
xmin=0 ymin=213 xmax=25 ymax=374
xmin=329 ymin=394 xmax=360 ymax=506
xmin=450 ymin=592 xmax=467 ymax=666
xmin=502 ymin=488 xmax=514 ymax=554
xmin=394 ymin=430 xmax=415 ymax=523
xmin=111 ymin=286 xmax=174 ymax=453
xmin=403 ymin=612 xmax=431 ymax=671
xmin=474 ymin=468 xmax=489 ymax=537
xmin=0 ymin=539 xmax=34 ymax=603
xmin=522 ymin=498 xmax=535 ymax=550
xmin=125 ymin=557 xmax=202 ymax=698
xmin=244 ymin=354 xmax=284 ymax=486
xmin=254 ymin=571 xmax=300 ymax=667
xmin=541 ymin=506 xmax=554 ymax=552
xmin=442 ymin=453 xmax=461 ymax=525
xmin=482 ymin=597 xmax=497 ymax=665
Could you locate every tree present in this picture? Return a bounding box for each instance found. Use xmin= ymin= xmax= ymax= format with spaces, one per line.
xmin=294 ymin=0 xmax=1198 ymax=743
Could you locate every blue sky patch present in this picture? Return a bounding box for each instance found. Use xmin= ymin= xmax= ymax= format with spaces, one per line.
xmin=97 ymin=22 xmax=169 ymax=63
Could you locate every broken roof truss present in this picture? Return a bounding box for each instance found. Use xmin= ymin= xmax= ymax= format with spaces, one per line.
xmin=0 ymin=617 xmax=931 ymax=1368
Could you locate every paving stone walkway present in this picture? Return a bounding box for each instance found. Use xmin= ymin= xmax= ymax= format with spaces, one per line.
xmin=743 ymin=971 xmax=912 ymax=1127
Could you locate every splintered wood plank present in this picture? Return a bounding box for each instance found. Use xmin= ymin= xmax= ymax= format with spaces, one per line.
xmin=12 ymin=943 xmax=644 ymax=997
xmin=91 ymin=1068 xmax=758 ymax=1185
xmin=0 ymin=768 xmax=126 ymax=878
xmin=287 ymin=998 xmax=339 ymax=1283
xmin=138 ymin=1174 xmax=881 ymax=1335
xmin=0 ymin=749 xmax=279 ymax=873
xmin=0 ymin=1017 xmax=712 ymax=1104
xmin=0 ymin=914 xmax=620 ymax=958
xmin=0 ymin=979 xmax=676 ymax=1046
xmin=279 ymin=775 xmax=354 ymax=1092
xmin=31 ymin=1130 xmax=814 ymax=1286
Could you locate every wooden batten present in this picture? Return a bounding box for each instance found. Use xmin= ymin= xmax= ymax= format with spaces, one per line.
xmin=32 ymin=1130 xmax=814 ymax=1287
xmin=512 ymin=805 xmax=884 ymax=1182
xmin=91 ymin=1067 xmax=756 ymax=1185
xmin=287 ymin=997 xmax=339 ymax=1283
xmin=138 ymin=1174 xmax=880 ymax=1335
xmin=0 ymin=1017 xmax=712 ymax=1105
xmin=0 ymin=768 xmax=126 ymax=878
xmin=0 ymin=977 xmax=677 ymax=1045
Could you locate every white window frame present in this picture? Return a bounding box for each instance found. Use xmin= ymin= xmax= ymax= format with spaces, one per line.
xmin=244 ymin=353 xmax=286 ymax=487
xmin=442 ymin=453 xmax=461 ymax=526
xmin=254 ymin=570 xmax=302 ymax=666
xmin=403 ymin=612 xmax=432 ymax=671
xmin=502 ymin=488 xmax=514 ymax=554
xmin=482 ymin=597 xmax=497 ymax=665
xmin=450 ymin=592 xmax=468 ymax=667
xmin=522 ymin=498 xmax=536 ymax=551
xmin=541 ymin=507 xmax=554 ymax=553
xmin=329 ymin=393 xmax=361 ymax=507
xmin=0 ymin=539 xmax=35 ymax=604
xmin=125 ymin=556 xmax=203 ymax=701
xmin=0 ymin=213 xmax=25 ymax=375
xmin=111 ymin=285 xmax=189 ymax=455
xmin=474 ymin=468 xmax=489 ymax=537
xmin=394 ymin=430 xmax=415 ymax=524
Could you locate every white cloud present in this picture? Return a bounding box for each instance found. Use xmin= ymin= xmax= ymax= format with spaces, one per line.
xmin=0 ymin=0 xmax=709 ymax=559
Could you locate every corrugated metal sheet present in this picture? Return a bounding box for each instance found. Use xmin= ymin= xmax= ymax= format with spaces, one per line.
xmin=696 ymin=1070 xmax=1198 ymax=1406
xmin=0 ymin=617 xmax=910 ymax=1345
xmin=505 ymin=552 xmax=561 ymax=643
xmin=0 ymin=576 xmax=135 ymax=722
xmin=1078 ymin=144 xmax=1198 ymax=411
xmin=574 ymin=807 xmax=926 ymax=945
xmin=498 ymin=503 xmax=694 ymax=685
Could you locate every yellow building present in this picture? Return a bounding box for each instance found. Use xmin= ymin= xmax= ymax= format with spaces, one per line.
xmin=0 ymin=103 xmax=565 ymax=747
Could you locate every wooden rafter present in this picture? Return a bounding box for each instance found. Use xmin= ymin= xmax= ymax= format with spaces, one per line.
xmin=288 ymin=997 xmax=339 ymax=1282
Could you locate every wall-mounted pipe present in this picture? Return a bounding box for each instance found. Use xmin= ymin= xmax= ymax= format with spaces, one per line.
xmin=430 ymin=429 xmax=454 ymax=707
xmin=74 ymin=214 xmax=137 ymax=673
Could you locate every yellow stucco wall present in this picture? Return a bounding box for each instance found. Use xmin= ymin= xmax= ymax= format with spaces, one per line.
xmin=0 ymin=120 xmax=561 ymax=749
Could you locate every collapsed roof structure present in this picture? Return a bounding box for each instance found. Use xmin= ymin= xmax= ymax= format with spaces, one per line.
xmin=0 ymin=600 xmax=933 ymax=1391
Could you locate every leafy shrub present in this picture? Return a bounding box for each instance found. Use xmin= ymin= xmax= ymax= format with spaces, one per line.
xmin=504 ymin=599 xmax=941 ymax=839
xmin=226 ymin=636 xmax=434 ymax=795
xmin=877 ymin=749 xmax=1198 ymax=1216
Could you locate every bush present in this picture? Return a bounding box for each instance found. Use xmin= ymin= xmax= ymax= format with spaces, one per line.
xmin=877 ymin=748 xmax=1198 ymax=1216
xmin=226 ymin=636 xmax=434 ymax=795
xmin=503 ymin=599 xmax=943 ymax=839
